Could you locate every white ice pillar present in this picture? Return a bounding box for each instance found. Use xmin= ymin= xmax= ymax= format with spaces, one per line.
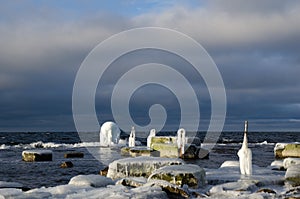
xmin=147 ymin=129 xmax=156 ymax=148
xmin=128 ymin=126 xmax=136 ymax=147
xmin=177 ymin=128 xmax=186 ymax=157
xmin=237 ymin=121 xmax=252 ymax=176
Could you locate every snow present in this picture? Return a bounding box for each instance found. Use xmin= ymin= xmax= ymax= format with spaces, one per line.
xmin=283 ymin=157 xmax=300 ymax=169
xmin=99 ymin=121 xmax=121 ymax=147
xmin=0 ymin=188 xmax=22 ymax=198
xmin=68 ymin=175 xmax=114 ymax=187
xmin=274 ymin=143 xmax=289 ymax=151
xmin=220 ymin=161 xmax=240 ymax=168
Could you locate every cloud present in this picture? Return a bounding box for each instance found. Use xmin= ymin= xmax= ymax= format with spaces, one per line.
xmin=0 ymin=1 xmax=300 ymax=131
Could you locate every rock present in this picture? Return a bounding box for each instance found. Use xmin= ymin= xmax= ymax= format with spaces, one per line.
xmin=269 ymin=160 xmax=284 ymax=170
xmin=116 ymin=177 xmax=147 ymax=187
xmin=99 ymin=121 xmax=121 ymax=147
xmin=64 ymin=152 xmax=84 ymax=158
xmin=144 ymin=180 xmax=190 ymax=198
xmin=256 ymin=188 xmax=277 ymax=194
xmin=107 ymin=156 xmax=184 ymax=179
xmin=68 ymin=174 xmax=114 ymax=187
xmin=60 ymin=161 xmax=73 ymax=168
xmin=100 ymin=166 xmax=109 ymax=176
xmin=148 ymin=164 xmax=206 ymax=188
xmin=275 ymin=143 xmax=300 ymax=159
xmin=283 ymin=158 xmax=300 ymax=169
xmin=22 ymin=150 xmax=52 ymax=162
xmin=285 ymin=164 xmax=300 ymax=186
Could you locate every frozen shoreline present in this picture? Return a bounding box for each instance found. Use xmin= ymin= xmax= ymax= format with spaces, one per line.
xmin=1 ymin=158 xmax=299 ymax=198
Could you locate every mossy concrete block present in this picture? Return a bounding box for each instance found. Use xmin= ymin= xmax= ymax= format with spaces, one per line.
xmin=129 ymin=147 xmax=154 ymax=157
xmin=282 ymin=144 xmax=300 ymax=158
xmin=275 ymin=143 xmax=300 ymax=158
xmin=148 ymin=164 xmax=206 ymax=188
xmin=22 ymin=150 xmax=52 ymax=162
xmin=151 ymin=136 xmax=177 ymax=145
xmin=151 ymin=143 xmax=179 ymax=158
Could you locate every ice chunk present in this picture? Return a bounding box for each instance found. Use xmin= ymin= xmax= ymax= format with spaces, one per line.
xmin=68 ymin=175 xmax=114 ymax=187
xmin=107 ymin=156 xmax=184 ymax=179
xmin=99 ymin=121 xmax=121 ymax=147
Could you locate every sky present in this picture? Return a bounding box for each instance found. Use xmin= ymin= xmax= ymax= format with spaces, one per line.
xmin=1 ymin=0 xmax=300 ymax=132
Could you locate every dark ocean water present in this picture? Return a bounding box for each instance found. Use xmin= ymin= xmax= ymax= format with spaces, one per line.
xmin=0 ymin=131 xmax=299 ymax=189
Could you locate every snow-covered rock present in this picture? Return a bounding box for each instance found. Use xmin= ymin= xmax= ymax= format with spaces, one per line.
xmin=22 ymin=150 xmax=52 ymax=161
xmin=99 ymin=121 xmax=121 ymax=147
xmin=147 ymin=129 xmax=156 ymax=148
xmin=283 ymin=157 xmax=300 ymax=169
xmin=107 ymin=156 xmax=183 ymax=179
xmin=269 ymin=160 xmax=284 ymax=170
xmin=220 ymin=161 xmax=240 ymax=168
xmin=148 ymin=164 xmax=206 ymax=188
xmin=144 ymin=180 xmax=190 ymax=198
xmin=68 ymin=175 xmax=114 ymax=187
xmin=285 ymin=164 xmax=300 ymax=186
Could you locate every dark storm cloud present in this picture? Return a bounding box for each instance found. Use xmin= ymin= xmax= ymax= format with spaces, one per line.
xmin=1 ymin=1 xmax=300 ymax=131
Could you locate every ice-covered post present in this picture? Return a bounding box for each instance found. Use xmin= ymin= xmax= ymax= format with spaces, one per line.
xmin=128 ymin=126 xmax=136 ymax=147
xmin=147 ymin=129 xmax=156 ymax=148
xmin=237 ymin=121 xmax=252 ymax=176
xmin=177 ymin=128 xmax=186 ymax=158
xmin=100 ymin=121 xmax=121 ymax=147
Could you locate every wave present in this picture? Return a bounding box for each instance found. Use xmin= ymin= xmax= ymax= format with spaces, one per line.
xmin=0 ymin=141 xmax=101 ymax=150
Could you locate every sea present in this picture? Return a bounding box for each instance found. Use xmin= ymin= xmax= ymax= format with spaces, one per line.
xmin=0 ymin=131 xmax=299 ymax=189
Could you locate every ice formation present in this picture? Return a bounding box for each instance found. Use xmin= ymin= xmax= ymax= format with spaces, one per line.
xmin=147 ymin=129 xmax=156 ymax=148
xmin=128 ymin=126 xmax=135 ymax=148
xmin=177 ymin=128 xmax=186 ymax=156
xmin=237 ymin=121 xmax=252 ymax=176
xmin=99 ymin=121 xmax=120 ymax=147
